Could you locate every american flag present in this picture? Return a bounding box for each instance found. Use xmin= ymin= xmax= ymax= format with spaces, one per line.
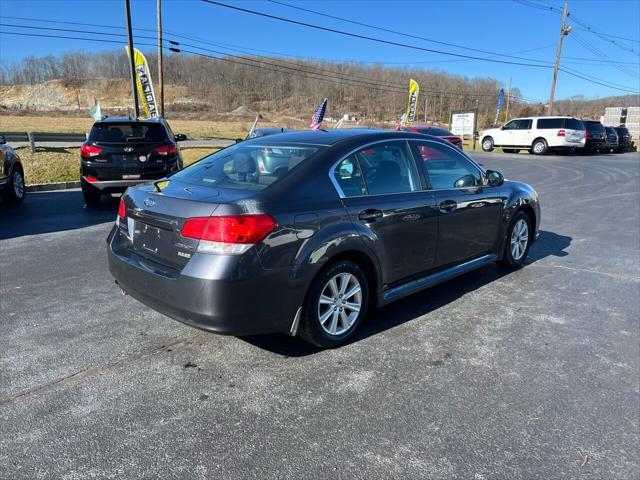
xmin=310 ymin=98 xmax=327 ymax=130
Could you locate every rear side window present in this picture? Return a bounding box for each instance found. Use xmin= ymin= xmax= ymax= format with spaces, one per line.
xmin=413 ymin=141 xmax=483 ymax=190
xmin=352 ymin=141 xmax=420 ymax=195
xmin=565 ymin=118 xmax=584 ymax=130
xmin=537 ymin=118 xmax=563 ymax=129
xmin=171 ymin=143 xmax=322 ymax=191
xmin=89 ymin=123 xmax=168 ymax=143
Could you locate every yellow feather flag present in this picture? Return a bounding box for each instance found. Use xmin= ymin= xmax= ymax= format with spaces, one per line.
xmin=125 ymin=47 xmax=158 ymax=118
xmin=404 ymin=79 xmax=419 ymax=125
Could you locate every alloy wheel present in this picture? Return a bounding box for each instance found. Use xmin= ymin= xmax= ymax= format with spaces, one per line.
xmin=533 ymin=141 xmax=545 ymax=154
xmin=13 ymin=170 xmax=24 ymax=199
xmin=510 ymin=219 xmax=529 ymax=261
xmin=317 ymin=272 xmax=362 ymax=336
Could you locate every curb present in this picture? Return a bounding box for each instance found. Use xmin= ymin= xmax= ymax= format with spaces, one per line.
xmin=27 ymin=181 xmax=81 ymax=192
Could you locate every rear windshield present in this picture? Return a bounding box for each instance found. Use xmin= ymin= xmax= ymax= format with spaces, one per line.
xmin=89 ymin=122 xmax=168 ymax=143
xmin=170 ymin=142 xmax=324 ymax=191
xmin=565 ymin=118 xmax=584 ymax=130
xmin=584 ymin=121 xmax=605 ymax=133
xmin=617 ymin=127 xmax=630 ymax=135
xmin=413 ymin=127 xmax=453 ymax=136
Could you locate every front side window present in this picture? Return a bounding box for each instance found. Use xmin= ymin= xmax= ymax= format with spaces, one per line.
xmin=413 ymin=141 xmax=483 ymax=190
xmin=503 ymin=120 xmax=519 ymax=130
xmin=171 ymin=142 xmax=323 ymax=191
xmin=352 ymin=141 xmax=420 ymax=195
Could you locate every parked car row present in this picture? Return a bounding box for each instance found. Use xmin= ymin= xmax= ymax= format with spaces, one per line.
xmin=480 ymin=116 xmax=635 ymax=155
xmin=0 ymin=134 xmax=25 ymax=204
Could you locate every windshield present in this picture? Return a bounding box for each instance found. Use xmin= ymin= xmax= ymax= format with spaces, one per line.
xmin=90 ymin=122 xmax=168 ymax=143
xmin=170 ymin=142 xmax=324 ymax=191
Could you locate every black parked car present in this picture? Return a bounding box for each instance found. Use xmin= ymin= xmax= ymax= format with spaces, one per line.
xmin=581 ymin=120 xmax=606 ymax=153
xmin=80 ymin=117 xmax=186 ymax=206
xmin=0 ymin=134 xmax=25 ymax=204
xmin=614 ymin=127 xmax=633 ymax=153
xmin=108 ymin=130 xmax=540 ymax=348
xmin=600 ymin=127 xmax=619 ymax=153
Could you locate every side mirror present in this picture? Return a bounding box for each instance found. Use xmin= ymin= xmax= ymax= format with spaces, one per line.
xmin=174 ymin=133 xmax=187 ymax=142
xmin=0 ymin=134 xmax=6 ymax=145
xmin=486 ymin=170 xmax=504 ymax=187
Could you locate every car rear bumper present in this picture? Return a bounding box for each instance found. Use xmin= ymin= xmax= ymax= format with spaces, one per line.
xmin=107 ymin=226 xmax=302 ymax=336
xmin=83 ymin=178 xmax=150 ymax=191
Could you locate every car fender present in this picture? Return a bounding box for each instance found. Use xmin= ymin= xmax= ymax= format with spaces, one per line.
xmin=290 ymin=219 xmax=382 ymax=294
xmin=497 ymin=180 xmax=540 ymax=257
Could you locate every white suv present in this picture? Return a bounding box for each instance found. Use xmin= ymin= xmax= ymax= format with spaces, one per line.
xmin=481 ymin=116 xmax=586 ymax=155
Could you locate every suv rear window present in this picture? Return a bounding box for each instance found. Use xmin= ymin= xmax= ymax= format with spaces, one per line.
xmin=565 ymin=118 xmax=584 ymax=130
xmin=89 ymin=122 xmax=168 ymax=143
xmin=583 ymin=121 xmax=605 ymax=133
xmin=170 ymin=142 xmax=324 ymax=191
xmin=537 ymin=118 xmax=563 ymax=129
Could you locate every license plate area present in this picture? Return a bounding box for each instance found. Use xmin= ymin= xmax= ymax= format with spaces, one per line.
xmin=123 ymin=174 xmax=140 ymax=180
xmin=134 ymin=223 xmax=172 ymax=255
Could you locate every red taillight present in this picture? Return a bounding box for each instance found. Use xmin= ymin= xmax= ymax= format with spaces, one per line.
xmin=117 ymin=198 xmax=126 ymax=219
xmin=181 ymin=214 xmax=276 ymax=244
xmin=81 ymin=143 xmax=102 ymax=157
xmin=154 ymin=144 xmax=178 ymax=156
xmin=83 ymin=176 xmax=99 ymax=183
xmin=584 ymin=130 xmax=589 ymax=139
xmin=557 ymin=129 xmax=566 ymax=137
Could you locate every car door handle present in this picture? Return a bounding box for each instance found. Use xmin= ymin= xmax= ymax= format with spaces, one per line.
xmin=439 ymin=200 xmax=457 ymax=213
xmin=358 ymin=209 xmax=383 ymax=222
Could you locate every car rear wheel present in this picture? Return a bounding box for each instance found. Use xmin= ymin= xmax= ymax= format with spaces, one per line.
xmin=2 ymin=166 xmax=25 ymax=204
xmin=500 ymin=211 xmax=532 ymax=268
xmin=531 ymin=138 xmax=548 ymax=155
xmin=481 ymin=137 xmax=494 ymax=152
xmin=299 ymin=260 xmax=369 ymax=348
xmin=82 ymin=183 xmax=102 ymax=207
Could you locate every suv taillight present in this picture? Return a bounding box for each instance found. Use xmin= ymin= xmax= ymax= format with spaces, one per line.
xmin=117 ymin=197 xmax=126 ymax=219
xmin=81 ymin=143 xmax=102 ymax=157
xmin=557 ymin=129 xmax=565 ymax=137
xmin=584 ymin=130 xmax=589 ymax=139
xmin=181 ymin=214 xmax=276 ymax=255
xmin=154 ymin=144 xmax=178 ymax=156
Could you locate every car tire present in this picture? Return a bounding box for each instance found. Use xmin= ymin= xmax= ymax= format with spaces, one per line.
xmin=481 ymin=137 xmax=494 ymax=152
xmin=298 ymin=260 xmax=369 ymax=348
xmin=500 ymin=211 xmax=532 ymax=268
xmin=531 ymin=138 xmax=548 ymax=155
xmin=82 ymin=183 xmax=102 ymax=207
xmin=1 ymin=165 xmax=26 ymax=204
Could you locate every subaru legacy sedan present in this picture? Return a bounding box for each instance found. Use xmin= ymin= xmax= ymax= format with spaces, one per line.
xmin=108 ymin=130 xmax=540 ymax=348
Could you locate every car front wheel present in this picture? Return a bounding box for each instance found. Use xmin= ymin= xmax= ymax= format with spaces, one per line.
xmin=500 ymin=211 xmax=532 ymax=268
xmin=482 ymin=137 xmax=494 ymax=152
xmin=2 ymin=166 xmax=25 ymax=204
xmin=299 ymin=260 xmax=369 ymax=348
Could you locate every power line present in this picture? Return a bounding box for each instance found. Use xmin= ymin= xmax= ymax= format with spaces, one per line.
xmin=201 ymin=0 xmax=553 ymax=69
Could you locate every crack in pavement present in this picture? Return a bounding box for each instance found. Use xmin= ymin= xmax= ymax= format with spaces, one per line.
xmin=528 ymin=263 xmax=640 ymax=281
xmin=0 ymin=333 xmax=208 ymax=407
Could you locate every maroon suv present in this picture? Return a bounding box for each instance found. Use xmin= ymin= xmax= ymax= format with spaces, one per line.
xmin=401 ymin=125 xmax=463 ymax=149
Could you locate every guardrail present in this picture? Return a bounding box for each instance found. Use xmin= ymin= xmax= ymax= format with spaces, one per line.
xmin=4 ymin=131 xmax=88 ymax=152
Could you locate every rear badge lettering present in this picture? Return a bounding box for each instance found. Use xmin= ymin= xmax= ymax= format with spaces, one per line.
xmin=177 ymin=251 xmax=191 ymax=259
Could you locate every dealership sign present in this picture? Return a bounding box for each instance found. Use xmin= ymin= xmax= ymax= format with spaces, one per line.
xmin=451 ymin=112 xmax=476 ymax=137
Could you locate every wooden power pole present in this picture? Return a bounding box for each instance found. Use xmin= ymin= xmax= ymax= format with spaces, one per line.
xmin=548 ymin=1 xmax=572 ymax=115
xmin=505 ymin=77 xmax=512 ymax=122
xmin=157 ymin=0 xmax=165 ymax=117
xmin=124 ymin=0 xmax=139 ymax=118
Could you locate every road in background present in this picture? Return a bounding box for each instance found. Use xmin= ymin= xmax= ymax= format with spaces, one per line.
xmin=1 ymin=151 xmax=639 ymax=479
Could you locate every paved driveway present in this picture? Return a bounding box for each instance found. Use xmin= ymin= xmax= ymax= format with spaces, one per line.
xmin=1 ymin=151 xmax=638 ymax=479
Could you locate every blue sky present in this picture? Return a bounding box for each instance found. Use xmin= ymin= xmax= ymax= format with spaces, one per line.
xmin=1 ymin=0 xmax=638 ymax=102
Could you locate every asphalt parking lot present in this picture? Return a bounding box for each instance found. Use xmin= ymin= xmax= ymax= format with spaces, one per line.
xmin=1 ymin=150 xmax=638 ymax=479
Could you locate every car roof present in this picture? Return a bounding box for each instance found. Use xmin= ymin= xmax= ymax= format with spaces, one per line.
xmin=240 ymin=128 xmax=441 ymax=146
xmin=96 ymin=117 xmax=165 ymax=124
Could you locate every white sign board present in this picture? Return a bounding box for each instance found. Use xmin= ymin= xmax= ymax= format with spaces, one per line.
xmin=451 ymin=112 xmax=475 ymax=137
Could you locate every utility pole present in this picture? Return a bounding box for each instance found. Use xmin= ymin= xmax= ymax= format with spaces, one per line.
xmin=124 ymin=0 xmax=139 ymax=118
xmin=157 ymin=0 xmax=165 ymax=117
xmin=548 ymin=0 xmax=572 ymax=115
xmin=424 ymin=96 xmax=427 ymax=123
xmin=505 ymin=77 xmax=512 ymax=122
